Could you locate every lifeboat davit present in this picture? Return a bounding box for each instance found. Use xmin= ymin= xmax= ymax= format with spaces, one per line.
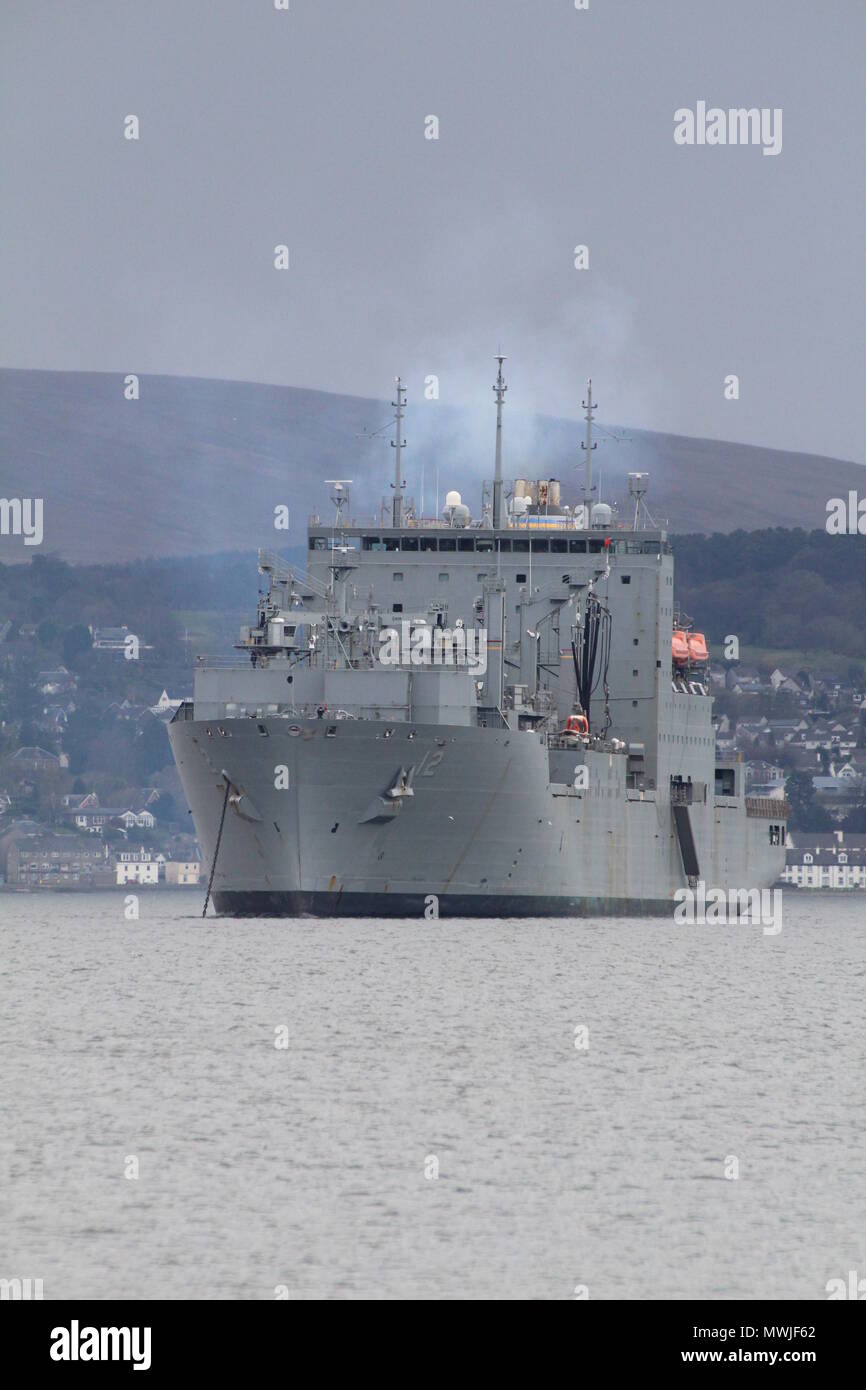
xmin=687 ymin=632 xmax=709 ymax=664
xmin=561 ymin=713 xmax=589 ymax=741
xmin=671 ymin=630 xmax=690 ymax=665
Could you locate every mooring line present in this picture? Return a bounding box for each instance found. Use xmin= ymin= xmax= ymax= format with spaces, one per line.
xmin=202 ymin=778 xmax=231 ymax=918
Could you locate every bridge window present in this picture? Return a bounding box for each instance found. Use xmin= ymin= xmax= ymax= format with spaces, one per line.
xmin=513 ymin=538 xmax=529 ymax=553
xmin=477 ymin=538 xmax=494 ymax=552
xmin=550 ymin=538 xmax=567 ymax=553
xmin=569 ymin=539 xmax=587 ymax=553
xmin=420 ymin=536 xmax=437 ymax=551
xmin=400 ymin=537 xmax=418 ymax=550
xmin=439 ymin=538 xmax=456 ymax=551
xmin=458 ymin=537 xmax=475 ymax=552
xmin=531 ymin=539 xmax=549 ymax=553
xmin=384 ymin=537 xmax=400 ymax=551
xmin=362 ymin=535 xmax=384 ymax=550
xmin=498 ymin=539 xmax=512 ymax=552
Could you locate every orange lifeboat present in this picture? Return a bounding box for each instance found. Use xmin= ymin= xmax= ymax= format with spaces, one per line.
xmin=687 ymin=632 xmax=709 ymax=665
xmin=671 ymin=630 xmax=690 ymax=665
xmin=562 ymin=713 xmax=589 ymax=740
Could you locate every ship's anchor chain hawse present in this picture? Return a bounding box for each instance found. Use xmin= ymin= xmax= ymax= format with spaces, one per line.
xmin=359 ymin=765 xmax=416 ymax=824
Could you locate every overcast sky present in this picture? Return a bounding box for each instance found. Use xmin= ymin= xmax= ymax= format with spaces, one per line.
xmin=2 ymin=0 xmax=864 ymax=462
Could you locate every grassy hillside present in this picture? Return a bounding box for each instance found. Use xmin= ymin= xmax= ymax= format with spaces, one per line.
xmin=2 ymin=369 xmax=864 ymax=564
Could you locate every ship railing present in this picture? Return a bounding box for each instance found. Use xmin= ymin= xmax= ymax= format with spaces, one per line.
xmin=259 ymin=549 xmax=333 ymax=601
xmin=194 ymin=656 xmax=263 ymax=668
xmin=306 ymin=511 xmax=678 ymax=539
xmin=547 ymin=733 xmax=628 ymax=754
xmin=197 ymin=704 xmax=412 ymax=722
xmin=258 ymin=547 xmax=294 ymax=577
xmin=194 ymin=655 xmax=334 ymax=671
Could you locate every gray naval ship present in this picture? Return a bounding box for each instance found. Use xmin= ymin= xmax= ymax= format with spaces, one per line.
xmin=169 ymin=363 xmax=787 ymax=917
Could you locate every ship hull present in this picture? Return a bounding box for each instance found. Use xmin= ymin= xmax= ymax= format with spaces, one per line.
xmin=169 ymin=713 xmax=785 ymax=919
xmin=212 ymin=889 xmax=675 ymax=918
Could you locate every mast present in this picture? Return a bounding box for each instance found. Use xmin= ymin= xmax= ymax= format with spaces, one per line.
xmin=391 ymin=376 xmax=406 ymax=528
xmin=581 ymin=378 xmax=597 ymax=525
xmin=492 ymin=354 xmax=507 ymax=529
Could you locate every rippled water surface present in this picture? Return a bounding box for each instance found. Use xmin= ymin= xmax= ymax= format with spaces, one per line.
xmin=1 ymin=890 xmax=864 ymax=1300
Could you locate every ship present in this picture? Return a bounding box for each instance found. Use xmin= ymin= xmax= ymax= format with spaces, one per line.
xmin=168 ymin=362 xmax=787 ymax=917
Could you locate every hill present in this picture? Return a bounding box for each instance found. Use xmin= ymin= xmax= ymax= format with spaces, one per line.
xmin=2 ymin=369 xmax=864 ymax=563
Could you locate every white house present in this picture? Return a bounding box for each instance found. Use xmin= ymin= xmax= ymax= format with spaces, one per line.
xmin=116 ymin=809 xmax=156 ymax=830
xmin=782 ymin=849 xmax=866 ymax=890
xmin=115 ymin=856 xmax=159 ymax=885
xmin=165 ymin=861 xmax=201 ymax=886
xmin=782 ymin=834 xmax=866 ymax=889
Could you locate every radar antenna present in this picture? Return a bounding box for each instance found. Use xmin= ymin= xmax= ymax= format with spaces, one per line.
xmin=325 ymin=479 xmax=352 ymax=527
xmin=628 ymin=472 xmax=656 ymax=531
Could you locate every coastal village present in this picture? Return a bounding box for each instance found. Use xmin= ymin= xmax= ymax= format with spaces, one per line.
xmin=709 ymin=661 xmax=866 ymax=890
xmin=0 ymin=618 xmax=201 ymax=892
xmin=2 ymin=607 xmax=866 ymax=892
